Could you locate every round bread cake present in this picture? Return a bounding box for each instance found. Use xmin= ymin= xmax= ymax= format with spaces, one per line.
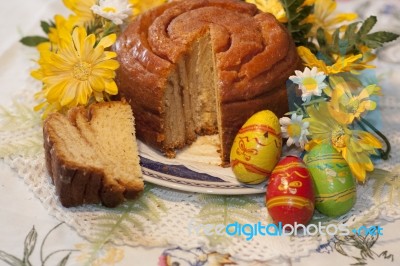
xmin=115 ymin=0 xmax=300 ymax=165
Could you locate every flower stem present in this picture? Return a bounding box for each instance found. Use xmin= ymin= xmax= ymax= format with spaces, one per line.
xmin=357 ymin=117 xmax=391 ymax=160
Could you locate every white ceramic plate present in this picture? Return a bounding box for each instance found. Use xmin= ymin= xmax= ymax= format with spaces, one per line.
xmin=140 ymin=156 xmax=266 ymax=195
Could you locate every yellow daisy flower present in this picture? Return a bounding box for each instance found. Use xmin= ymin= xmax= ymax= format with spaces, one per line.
xmin=245 ymin=0 xmax=287 ymax=23
xmin=48 ymin=15 xmax=78 ymax=45
xmin=303 ymin=0 xmax=357 ymax=35
xmin=63 ymin=0 xmax=96 ymax=26
xmin=297 ymin=46 xmax=375 ymax=75
xmin=36 ymin=14 xmax=78 ymax=53
xmin=129 ymin=0 xmax=166 ymax=16
xmin=305 ymin=102 xmax=382 ymax=183
xmin=32 ymin=26 xmax=119 ymax=117
xmin=328 ymin=76 xmax=382 ymax=125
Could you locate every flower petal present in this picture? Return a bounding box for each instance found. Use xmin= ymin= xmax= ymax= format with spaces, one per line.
xmin=104 ymin=79 xmax=118 ymax=95
xmin=97 ymin=34 xmax=117 ymax=49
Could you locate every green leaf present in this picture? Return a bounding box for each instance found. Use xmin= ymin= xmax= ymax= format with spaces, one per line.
xmin=40 ymin=20 xmax=53 ymax=34
xmin=342 ymin=21 xmax=359 ymax=53
xmin=358 ymin=16 xmax=377 ymax=37
xmin=282 ymin=0 xmax=313 ymax=47
xmin=316 ymin=14 xmax=398 ymax=61
xmin=0 ymin=251 xmax=23 ymax=266
xmin=344 ymin=21 xmax=359 ymax=40
xmin=296 ymin=5 xmax=313 ymax=22
xmin=285 ymin=110 xmax=299 ymax=116
xmin=302 ymin=97 xmax=328 ymax=107
xmin=284 ymin=0 xmax=298 ymax=10
xmin=316 ymin=28 xmax=327 ymax=48
xmin=364 ymin=31 xmax=400 ymax=49
xmin=316 ymin=28 xmax=335 ymax=65
xmin=20 ymin=36 xmax=48 ymax=47
xmin=331 ymin=28 xmax=341 ymax=51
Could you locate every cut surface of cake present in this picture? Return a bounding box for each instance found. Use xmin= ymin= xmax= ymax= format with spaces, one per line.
xmin=115 ymin=0 xmax=300 ymax=165
xmin=43 ymin=101 xmax=144 ymax=208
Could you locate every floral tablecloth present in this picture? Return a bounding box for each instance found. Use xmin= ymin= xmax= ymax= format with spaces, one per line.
xmin=1 ymin=0 xmax=400 ymax=265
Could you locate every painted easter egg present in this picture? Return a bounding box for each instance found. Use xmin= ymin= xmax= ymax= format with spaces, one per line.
xmin=230 ymin=110 xmax=282 ymax=184
xmin=304 ymin=143 xmax=356 ymax=217
xmin=266 ymin=156 xmax=315 ymax=226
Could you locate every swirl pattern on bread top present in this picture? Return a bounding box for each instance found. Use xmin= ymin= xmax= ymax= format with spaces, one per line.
xmin=115 ymin=0 xmax=299 ymax=165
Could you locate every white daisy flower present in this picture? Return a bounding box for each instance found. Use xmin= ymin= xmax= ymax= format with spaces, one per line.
xmin=279 ymin=113 xmax=309 ymax=149
xmin=91 ymin=0 xmax=132 ymax=25
xmin=289 ymin=67 xmax=327 ymax=102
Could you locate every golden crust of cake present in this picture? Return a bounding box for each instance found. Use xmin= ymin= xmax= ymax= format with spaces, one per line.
xmin=43 ymin=101 xmax=144 ymax=208
xmin=115 ymin=0 xmax=300 ymax=164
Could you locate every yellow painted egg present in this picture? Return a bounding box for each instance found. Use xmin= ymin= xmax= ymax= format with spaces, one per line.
xmin=230 ymin=110 xmax=282 ymax=184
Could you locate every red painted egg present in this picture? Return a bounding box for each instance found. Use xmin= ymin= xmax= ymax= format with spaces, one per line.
xmin=266 ymin=156 xmax=315 ymax=226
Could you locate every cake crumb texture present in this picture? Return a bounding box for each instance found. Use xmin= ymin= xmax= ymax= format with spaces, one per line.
xmin=43 ymin=101 xmax=144 ymax=208
xmin=115 ymin=0 xmax=299 ymax=165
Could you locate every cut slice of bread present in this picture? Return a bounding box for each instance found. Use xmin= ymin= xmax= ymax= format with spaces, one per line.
xmin=43 ymin=101 xmax=144 ymax=208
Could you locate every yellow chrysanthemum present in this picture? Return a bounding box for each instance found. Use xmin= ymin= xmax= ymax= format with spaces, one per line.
xmin=32 ymin=27 xmax=119 ymax=117
xmin=129 ymin=0 xmax=166 ymax=16
xmin=36 ymin=14 xmax=78 ymax=53
xmin=303 ymin=0 xmax=357 ymax=35
xmin=305 ymin=102 xmax=382 ymax=183
xmin=245 ymin=0 xmax=287 ymax=23
xmin=63 ymin=0 xmax=96 ymax=26
xmin=327 ymin=76 xmax=382 ymax=125
xmin=297 ymin=46 xmax=375 ymax=75
xmin=48 ymin=15 xmax=78 ymax=44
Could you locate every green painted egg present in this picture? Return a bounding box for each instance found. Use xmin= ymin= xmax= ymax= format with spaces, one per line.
xmin=230 ymin=110 xmax=282 ymax=184
xmin=304 ymin=143 xmax=356 ymax=217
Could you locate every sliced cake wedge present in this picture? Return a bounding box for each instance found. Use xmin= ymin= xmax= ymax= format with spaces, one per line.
xmin=43 ymin=101 xmax=144 ymax=208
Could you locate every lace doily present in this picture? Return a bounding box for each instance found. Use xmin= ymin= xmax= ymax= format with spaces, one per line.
xmin=1 ymin=88 xmax=399 ymax=262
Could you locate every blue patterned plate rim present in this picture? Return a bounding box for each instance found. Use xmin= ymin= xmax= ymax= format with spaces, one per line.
xmin=139 ymin=156 xmax=266 ymax=195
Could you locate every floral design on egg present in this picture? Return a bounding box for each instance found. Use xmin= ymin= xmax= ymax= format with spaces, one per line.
xmin=236 ymin=137 xmax=258 ymax=161
xmin=278 ymin=178 xmax=289 ymax=191
xmin=289 ymin=181 xmax=303 ymax=194
xmin=325 ymin=168 xmax=337 ymax=178
xmin=292 ymin=170 xmax=310 ymax=179
xmin=277 ymin=178 xmax=303 ymax=194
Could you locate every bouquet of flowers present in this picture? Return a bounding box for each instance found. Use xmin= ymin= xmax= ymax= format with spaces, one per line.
xmin=21 ymin=0 xmax=166 ymax=118
xmin=247 ymin=0 xmax=398 ymax=182
xmin=21 ymin=0 xmax=399 ymax=184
